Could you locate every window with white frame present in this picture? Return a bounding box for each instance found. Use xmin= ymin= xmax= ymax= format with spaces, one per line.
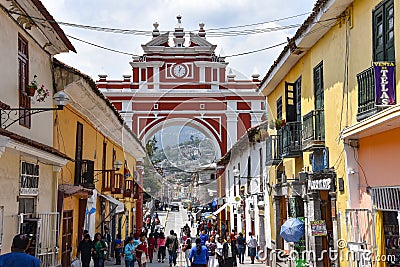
xmin=200 ymin=104 xmax=205 ymax=110
xmin=154 ymin=103 xmax=159 ymax=110
xmin=20 ymin=161 xmax=39 ymax=196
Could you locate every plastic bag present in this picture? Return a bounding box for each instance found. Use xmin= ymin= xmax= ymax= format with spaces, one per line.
xmin=141 ymin=253 xmax=147 ymax=263
xmin=71 ymin=257 xmax=82 ymax=267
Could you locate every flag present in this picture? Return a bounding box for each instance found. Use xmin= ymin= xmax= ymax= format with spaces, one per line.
xmin=124 ymin=160 xmax=131 ymax=179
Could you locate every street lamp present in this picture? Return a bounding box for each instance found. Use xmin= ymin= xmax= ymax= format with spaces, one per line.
xmin=0 ymin=91 xmax=70 ymax=129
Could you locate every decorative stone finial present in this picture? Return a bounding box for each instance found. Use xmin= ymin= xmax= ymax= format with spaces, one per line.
xmin=174 ymin=15 xmax=185 ymax=47
xmin=152 ymin=22 xmax=160 ymax=38
xmin=199 ymin=22 xmax=206 ymax=38
xmin=177 ymin=15 xmax=182 ymax=26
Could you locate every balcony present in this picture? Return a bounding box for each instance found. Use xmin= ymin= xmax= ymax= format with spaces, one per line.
xmin=266 ymin=135 xmax=282 ymax=165
xmin=102 ymin=171 xmax=124 ymax=194
xmin=278 ymin=121 xmax=302 ymax=158
xmin=356 ymin=66 xmax=385 ymax=121
xmin=123 ymin=179 xmax=134 ymax=198
xmin=302 ymin=109 xmax=325 ymax=151
xmin=77 ymin=160 xmax=95 ymax=189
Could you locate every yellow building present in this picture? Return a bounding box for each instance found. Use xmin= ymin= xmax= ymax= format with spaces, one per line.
xmin=260 ymin=0 xmax=399 ymax=266
xmin=53 ymin=60 xmax=146 ymax=266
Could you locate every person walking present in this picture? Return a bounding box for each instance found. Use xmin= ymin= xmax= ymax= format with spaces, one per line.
xmin=189 ymin=238 xmax=209 ymax=267
xmin=246 ymin=232 xmax=258 ymax=264
xmin=136 ymin=233 xmax=148 ymax=267
xmin=206 ymin=235 xmax=217 ymax=267
xmin=157 ymin=232 xmax=167 ymax=263
xmin=77 ymin=233 xmax=93 ymax=267
xmin=148 ymin=233 xmax=156 ymax=263
xmin=0 ymin=234 xmax=40 ymax=266
xmin=124 ymin=237 xmax=136 ymax=267
xmin=215 ymin=236 xmax=224 ymax=267
xmin=182 ymin=233 xmax=192 ymax=267
xmin=222 ymin=236 xmax=238 ymax=267
xmin=236 ymin=233 xmax=246 ymax=264
xmin=199 ymin=230 xmax=209 ymax=246
xmin=165 ymin=230 xmax=179 ymax=267
xmin=92 ymin=233 xmax=107 ymax=267
xmin=114 ymin=234 xmax=123 ymax=265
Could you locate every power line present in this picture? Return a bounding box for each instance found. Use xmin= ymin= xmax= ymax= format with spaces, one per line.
xmin=7 ymin=9 xmax=336 ymax=38
xmin=66 ymin=35 xmax=138 ymax=56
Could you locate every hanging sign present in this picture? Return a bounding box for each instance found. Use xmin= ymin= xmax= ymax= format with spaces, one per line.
xmin=307 ymin=178 xmax=332 ymax=191
xmin=311 ymin=220 xmax=327 ymax=236
xmin=374 ymin=62 xmax=396 ymax=106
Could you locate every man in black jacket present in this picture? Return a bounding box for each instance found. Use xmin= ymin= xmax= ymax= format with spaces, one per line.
xmin=77 ymin=234 xmax=93 ymax=267
xmin=222 ymin=236 xmax=238 ymax=267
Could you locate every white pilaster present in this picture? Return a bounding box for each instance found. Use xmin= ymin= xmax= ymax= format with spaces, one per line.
xmin=226 ymin=112 xmax=238 ymax=150
xmin=199 ymin=66 xmax=205 ymax=82
xmin=251 ymin=112 xmax=263 ymax=127
xmin=154 ymin=66 xmax=160 ymax=90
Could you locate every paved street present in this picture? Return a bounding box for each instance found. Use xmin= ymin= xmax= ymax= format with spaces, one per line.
xmin=105 ymin=207 xmax=263 ymax=267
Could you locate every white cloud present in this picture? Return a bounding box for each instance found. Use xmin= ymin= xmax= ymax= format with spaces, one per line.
xmin=41 ymin=0 xmax=315 ymax=80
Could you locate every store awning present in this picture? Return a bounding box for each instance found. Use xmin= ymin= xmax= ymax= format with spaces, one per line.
xmin=99 ymin=193 xmax=125 ymax=213
xmin=58 ymin=184 xmax=92 ymax=196
xmin=213 ymin=203 xmax=228 ymax=216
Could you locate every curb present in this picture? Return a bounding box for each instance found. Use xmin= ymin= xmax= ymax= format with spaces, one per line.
xmin=164 ymin=210 xmax=169 ymax=228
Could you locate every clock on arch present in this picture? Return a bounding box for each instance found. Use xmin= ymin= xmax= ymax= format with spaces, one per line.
xmin=173 ymin=64 xmax=187 ymax=78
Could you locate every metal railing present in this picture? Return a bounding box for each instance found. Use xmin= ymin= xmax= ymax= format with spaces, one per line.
xmin=371 ymin=186 xmax=400 ymax=211
xmin=266 ymin=135 xmax=282 ymax=165
xmin=78 ymin=160 xmax=95 ymax=189
xmin=36 ymin=212 xmax=59 ymax=267
xmin=302 ymin=109 xmax=325 ymax=150
xmin=279 ymin=121 xmax=302 ymax=157
xmin=357 ymin=66 xmax=376 ymax=121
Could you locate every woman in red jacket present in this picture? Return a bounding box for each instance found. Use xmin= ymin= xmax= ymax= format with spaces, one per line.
xmin=147 ymin=233 xmax=156 ymax=263
xmin=136 ymin=233 xmax=148 ymax=267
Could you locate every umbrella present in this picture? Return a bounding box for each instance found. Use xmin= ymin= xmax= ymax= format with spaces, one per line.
xmin=204 ymin=213 xmax=216 ymax=220
xmin=280 ymin=218 xmax=305 ymax=242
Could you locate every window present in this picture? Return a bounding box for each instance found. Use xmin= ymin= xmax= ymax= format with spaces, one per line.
xmin=74 ymin=122 xmax=83 ymax=185
xmin=295 ymin=77 xmax=302 ymax=122
xmin=154 ymin=103 xmax=159 ymax=110
xmin=373 ymin=0 xmax=395 ymax=61
xmin=20 ymin=161 xmax=39 ymax=195
xmin=18 ymin=198 xmax=36 ymax=215
xmin=18 ymin=34 xmax=31 ymax=128
xmin=200 ymin=104 xmax=205 ymax=110
xmin=276 ymin=97 xmax=282 ymax=120
xmin=314 ymin=62 xmax=324 ymax=110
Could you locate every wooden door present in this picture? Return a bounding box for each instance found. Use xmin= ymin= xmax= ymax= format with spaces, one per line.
xmin=61 ymin=210 xmax=73 ymax=267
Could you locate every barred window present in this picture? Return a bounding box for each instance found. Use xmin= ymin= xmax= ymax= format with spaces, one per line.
xmin=20 ymin=161 xmax=39 ymax=196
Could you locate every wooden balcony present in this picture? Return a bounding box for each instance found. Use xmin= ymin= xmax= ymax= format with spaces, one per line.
xmin=278 ymin=121 xmax=302 ymax=158
xmin=356 ymin=66 xmax=384 ymax=121
xmin=266 ymin=135 xmax=282 ymax=165
xmin=102 ymin=171 xmax=123 ymax=194
xmin=123 ymin=179 xmax=134 ymax=198
xmin=302 ymin=109 xmax=325 ymax=151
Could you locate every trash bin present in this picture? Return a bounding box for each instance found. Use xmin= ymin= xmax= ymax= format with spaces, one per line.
xmin=295 ymin=258 xmax=307 ymax=267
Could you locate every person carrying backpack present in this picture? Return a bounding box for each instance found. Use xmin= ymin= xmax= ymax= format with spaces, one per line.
xmin=165 ymin=230 xmax=179 ymax=267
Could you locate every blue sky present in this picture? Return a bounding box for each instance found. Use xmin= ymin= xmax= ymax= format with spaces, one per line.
xmin=41 ymin=0 xmax=316 ymax=80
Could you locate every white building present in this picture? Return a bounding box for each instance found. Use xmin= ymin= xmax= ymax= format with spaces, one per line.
xmin=216 ymin=121 xmax=272 ymax=250
xmin=0 ymin=0 xmax=74 ymax=264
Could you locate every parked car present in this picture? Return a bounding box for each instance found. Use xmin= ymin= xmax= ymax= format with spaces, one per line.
xmin=170 ymin=202 xmax=180 ymax=211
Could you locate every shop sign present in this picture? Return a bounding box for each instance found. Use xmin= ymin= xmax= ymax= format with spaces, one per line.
xmin=374 ymin=62 xmax=396 ymax=106
xmin=20 ymin=187 xmax=39 ymax=196
xmin=311 ymin=220 xmax=327 ymax=236
xmin=308 ymin=178 xmax=332 ymax=191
